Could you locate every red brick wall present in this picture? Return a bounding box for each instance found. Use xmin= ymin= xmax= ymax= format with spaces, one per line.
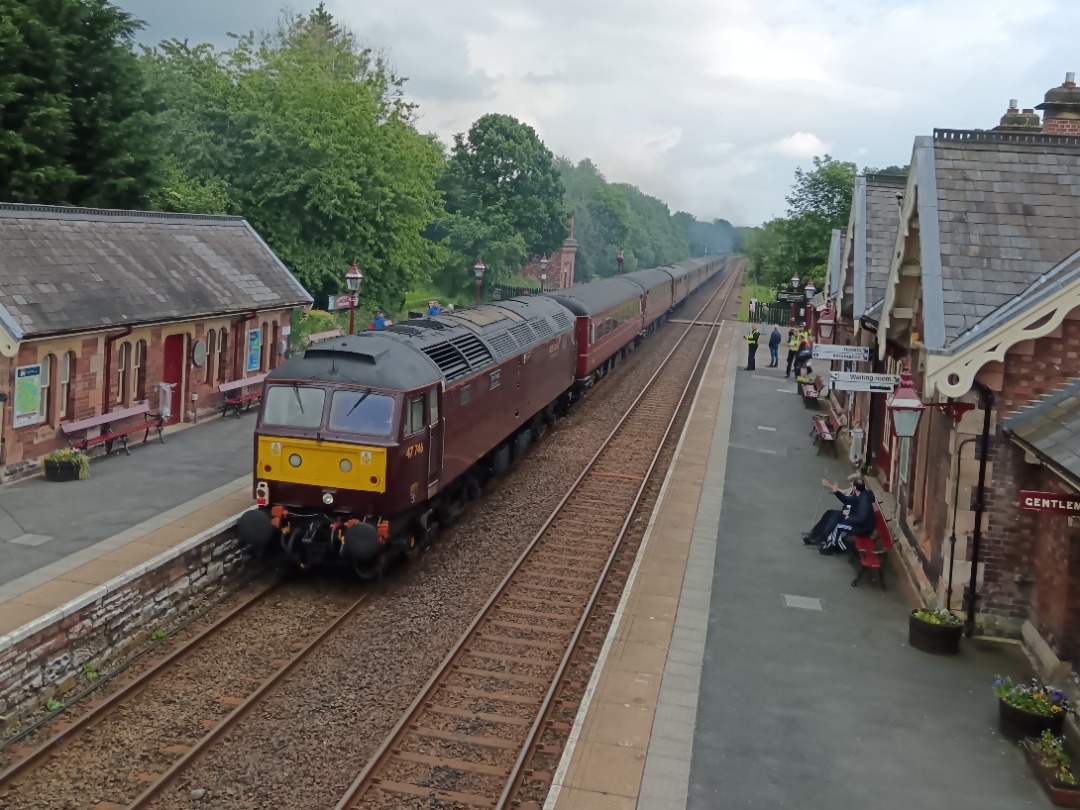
xmin=1030 ymin=471 xmax=1080 ymax=660
xmin=1043 ymin=116 xmax=1080 ymax=135
xmin=1 ymin=309 xmax=292 ymax=481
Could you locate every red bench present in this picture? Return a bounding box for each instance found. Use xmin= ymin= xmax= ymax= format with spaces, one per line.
xmin=799 ymin=375 xmax=825 ymax=407
xmin=850 ymin=503 xmax=896 ymax=589
xmin=809 ymin=407 xmax=842 ymax=456
xmin=60 ymin=403 xmax=165 ymax=456
xmin=219 ymin=373 xmax=267 ymax=418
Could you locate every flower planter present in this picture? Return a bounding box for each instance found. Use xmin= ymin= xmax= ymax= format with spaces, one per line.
xmin=43 ymin=459 xmax=81 ymax=483
xmin=1024 ymin=741 xmax=1080 ymax=807
xmin=908 ymin=610 xmax=962 ymax=655
xmin=999 ymin=699 xmax=1065 ymax=741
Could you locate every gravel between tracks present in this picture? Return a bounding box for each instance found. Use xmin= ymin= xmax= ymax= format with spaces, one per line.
xmin=6 ymin=272 xmax=736 ymax=810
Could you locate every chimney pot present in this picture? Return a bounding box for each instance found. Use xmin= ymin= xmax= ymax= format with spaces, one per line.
xmin=1022 ymin=108 xmax=1035 ymax=114
xmin=1067 ymin=71 xmax=1077 ymax=87
xmin=1009 ymin=98 xmax=1019 ymax=109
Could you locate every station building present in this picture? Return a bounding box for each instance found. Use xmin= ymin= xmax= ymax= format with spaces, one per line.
xmin=0 ymin=204 xmax=312 ymax=483
xmin=822 ymin=73 xmax=1080 ymax=678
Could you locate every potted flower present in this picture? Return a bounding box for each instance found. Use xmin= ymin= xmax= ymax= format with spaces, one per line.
xmin=908 ymin=608 xmax=963 ymax=655
xmin=43 ymin=449 xmax=89 ymax=482
xmin=1024 ymin=731 xmax=1080 ymax=807
xmin=994 ymin=676 xmax=1070 ymax=740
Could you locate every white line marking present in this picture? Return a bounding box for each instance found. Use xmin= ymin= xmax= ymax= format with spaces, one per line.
xmin=783 ymin=594 xmax=824 ymax=611
xmin=542 ymin=324 xmax=728 ymax=810
xmin=777 ymin=388 xmax=796 ymax=394
xmin=756 ymin=425 xmax=776 ymax=432
xmin=7 ymin=534 xmax=53 ymax=547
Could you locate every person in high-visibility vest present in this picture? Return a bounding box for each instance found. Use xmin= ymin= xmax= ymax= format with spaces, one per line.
xmin=744 ymin=326 xmax=760 ymax=371
xmin=785 ymin=329 xmax=799 ymax=378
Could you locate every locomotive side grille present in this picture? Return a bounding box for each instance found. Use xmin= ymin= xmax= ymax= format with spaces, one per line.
xmin=487 ymin=331 xmax=516 ymax=358
xmin=451 ymin=334 xmax=494 ymax=369
xmin=423 ymin=342 xmax=470 ymax=381
xmin=508 ymin=323 xmax=535 ymax=349
xmin=551 ymin=310 xmax=573 ymax=331
xmin=529 ymin=318 xmax=554 ymax=339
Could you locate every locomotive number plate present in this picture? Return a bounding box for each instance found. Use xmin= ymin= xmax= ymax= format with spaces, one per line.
xmin=406 ymin=442 xmax=425 ymax=459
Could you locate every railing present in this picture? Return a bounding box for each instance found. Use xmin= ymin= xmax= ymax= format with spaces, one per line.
xmin=491 ymin=284 xmax=541 ymax=300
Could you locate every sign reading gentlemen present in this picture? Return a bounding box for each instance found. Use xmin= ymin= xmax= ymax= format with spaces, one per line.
xmin=1020 ymin=491 xmax=1080 ymax=516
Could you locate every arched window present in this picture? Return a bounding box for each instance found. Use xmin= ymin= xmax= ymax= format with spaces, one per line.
xmin=116 ymin=342 xmax=132 ymax=405
xmin=270 ymin=322 xmax=280 ymax=369
xmin=38 ymin=354 xmax=53 ymax=423
xmin=206 ymin=329 xmax=217 ymax=384
xmin=59 ymin=352 xmax=76 ymax=421
xmin=134 ymin=340 xmax=147 ymax=401
xmin=218 ymin=328 xmax=229 ymax=383
xmin=260 ymin=322 xmax=270 ymax=371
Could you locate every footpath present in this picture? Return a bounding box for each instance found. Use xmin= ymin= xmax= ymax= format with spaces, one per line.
xmin=548 ymin=333 xmax=1046 ymax=809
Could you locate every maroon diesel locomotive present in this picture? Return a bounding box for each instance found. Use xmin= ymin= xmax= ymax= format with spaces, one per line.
xmin=237 ymin=257 xmax=727 ymax=577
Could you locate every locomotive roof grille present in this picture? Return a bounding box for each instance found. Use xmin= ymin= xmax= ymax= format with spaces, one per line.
xmin=451 ymin=334 xmax=494 ymax=367
xmin=509 ymin=323 xmax=535 ymax=349
xmin=529 ymin=317 xmax=554 ymax=339
xmin=551 ymin=310 xmax=572 ymax=330
xmin=422 ymin=342 xmax=470 ymax=381
xmin=487 ymin=331 xmax=516 ymax=358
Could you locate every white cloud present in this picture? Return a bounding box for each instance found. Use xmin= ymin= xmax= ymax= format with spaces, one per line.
xmin=122 ymin=0 xmax=1080 ymax=225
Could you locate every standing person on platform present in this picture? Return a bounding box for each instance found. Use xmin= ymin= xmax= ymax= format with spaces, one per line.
xmin=744 ymin=325 xmax=761 ymax=371
xmin=768 ymin=326 xmax=782 ymax=368
xmin=785 ymin=329 xmax=798 ymax=377
xmin=373 ymin=309 xmax=387 ymax=330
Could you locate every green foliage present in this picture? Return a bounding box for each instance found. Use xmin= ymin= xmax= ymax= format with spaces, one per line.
xmin=994 ymin=676 xmax=1071 ymax=717
xmin=151 ymin=628 xmax=167 ymax=641
xmin=911 ymin=608 xmax=962 ymax=626
xmin=0 ymin=0 xmax=161 ymax=207
xmin=865 ymin=164 xmax=909 ymax=177
xmin=44 ymin=448 xmax=90 ymax=479
xmin=83 ymin=662 xmax=99 ymax=682
xmin=46 ymin=698 xmax=62 ymax=712
xmin=1034 ymin=731 xmax=1078 ymax=786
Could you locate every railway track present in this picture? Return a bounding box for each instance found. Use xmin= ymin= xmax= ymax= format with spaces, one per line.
xmin=0 ymin=577 xmax=367 ymax=810
xmin=335 ymin=263 xmax=742 ymax=809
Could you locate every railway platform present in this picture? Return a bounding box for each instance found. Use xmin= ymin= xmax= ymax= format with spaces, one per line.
xmin=545 ymin=334 xmax=1045 ymax=808
xmin=0 ymin=416 xmax=254 ymax=636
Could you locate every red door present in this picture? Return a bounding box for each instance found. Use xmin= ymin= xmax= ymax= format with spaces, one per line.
xmin=162 ymin=334 xmax=185 ymax=426
xmin=427 ymin=387 xmax=444 ymax=496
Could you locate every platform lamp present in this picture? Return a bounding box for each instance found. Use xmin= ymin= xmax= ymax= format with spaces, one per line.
xmin=539 ymin=255 xmax=549 ymax=293
xmin=804 ymin=278 xmax=816 ymax=333
xmin=789 ymin=272 xmax=800 ymax=326
xmin=345 ymin=260 xmax=363 ymax=335
xmin=886 ymin=359 xmax=988 ymax=637
xmin=816 ymin=303 xmax=836 ymax=344
xmin=473 ymin=256 xmax=485 ymax=306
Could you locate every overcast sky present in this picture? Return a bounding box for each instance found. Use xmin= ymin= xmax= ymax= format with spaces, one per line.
xmin=117 ymin=0 xmax=1080 ymax=226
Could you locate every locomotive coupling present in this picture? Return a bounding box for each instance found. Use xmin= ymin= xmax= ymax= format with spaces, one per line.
xmin=238 ymin=508 xmax=273 ymax=549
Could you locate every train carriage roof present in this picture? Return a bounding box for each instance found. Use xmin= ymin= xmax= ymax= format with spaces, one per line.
xmin=541 ymin=276 xmax=644 ymax=316
xmin=620 ymin=267 xmax=673 ymax=291
xmin=268 ymin=295 xmax=574 ymax=391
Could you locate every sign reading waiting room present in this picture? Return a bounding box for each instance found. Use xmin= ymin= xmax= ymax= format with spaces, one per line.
xmin=1020 ymin=491 xmax=1080 ymax=516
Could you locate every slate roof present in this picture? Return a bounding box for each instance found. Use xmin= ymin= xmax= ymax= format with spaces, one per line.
xmin=923 ymin=129 xmax=1080 ymax=346
xmin=0 ymin=204 xmax=312 ymax=339
xmin=1005 ymin=376 xmax=1080 ymax=485
xmin=861 ymin=174 xmax=906 ymax=313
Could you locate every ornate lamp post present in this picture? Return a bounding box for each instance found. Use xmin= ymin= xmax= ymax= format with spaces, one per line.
xmin=539 ymin=255 xmax=549 ymax=293
xmin=345 ymin=260 xmax=363 ymax=335
xmin=804 ymin=278 xmax=816 ymax=333
xmin=473 ymin=257 xmax=485 ymax=306
xmin=816 ymin=304 xmax=836 ymax=344
xmin=789 ymin=272 xmax=800 ymax=327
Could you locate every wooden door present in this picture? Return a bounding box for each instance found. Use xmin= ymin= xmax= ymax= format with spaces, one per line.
xmin=162 ymin=334 xmax=185 ymax=426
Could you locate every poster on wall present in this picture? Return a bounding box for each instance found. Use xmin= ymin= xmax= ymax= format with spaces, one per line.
xmin=246 ymin=328 xmax=261 ymax=373
xmin=13 ymin=364 xmax=42 ymax=428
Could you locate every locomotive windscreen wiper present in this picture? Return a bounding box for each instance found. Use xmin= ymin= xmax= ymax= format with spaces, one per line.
xmin=292 ymin=383 xmax=304 ymax=413
xmin=343 ymin=388 xmax=372 ymax=419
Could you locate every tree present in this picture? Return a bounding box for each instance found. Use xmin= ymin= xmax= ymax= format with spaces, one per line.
xmin=786 ymin=155 xmax=857 ymax=226
xmin=0 ymin=0 xmax=161 ymax=208
xmin=865 ymin=164 xmax=909 ymax=177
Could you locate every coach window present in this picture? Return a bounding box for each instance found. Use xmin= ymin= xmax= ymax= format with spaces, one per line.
xmin=405 ymin=396 xmax=424 ymax=436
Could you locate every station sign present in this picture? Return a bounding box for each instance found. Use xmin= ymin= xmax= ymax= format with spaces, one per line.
xmin=328 ymin=293 xmax=357 ymax=311
xmin=828 ymin=371 xmax=900 ymax=392
xmin=1020 ymin=491 xmax=1080 ymax=516
xmin=813 ymin=344 xmax=871 ymax=362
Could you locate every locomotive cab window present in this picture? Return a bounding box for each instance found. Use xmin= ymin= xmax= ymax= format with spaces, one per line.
xmin=404 ymin=396 xmax=425 ymax=436
xmin=328 ymin=389 xmax=395 ymax=437
xmin=429 ymin=389 xmax=439 ymax=424
xmin=263 ymin=385 xmax=325 ymax=428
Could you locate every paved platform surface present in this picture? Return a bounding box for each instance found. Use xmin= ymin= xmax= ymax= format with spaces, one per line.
xmin=0 ymin=416 xmax=255 ymax=636
xmin=547 ymin=329 xmax=1046 ymax=809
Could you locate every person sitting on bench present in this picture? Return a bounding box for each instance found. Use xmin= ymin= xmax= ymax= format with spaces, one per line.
xmin=820 ymin=475 xmax=876 ymax=556
xmin=802 ymin=474 xmax=860 ymax=546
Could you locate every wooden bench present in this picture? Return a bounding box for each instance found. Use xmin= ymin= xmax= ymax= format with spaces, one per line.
xmin=307 ymin=329 xmax=342 ymax=345
xmin=219 ymin=373 xmax=267 ymax=418
xmin=850 ymin=504 xmax=896 ymax=589
xmin=60 ymin=403 xmax=164 ymax=457
xmin=799 ymin=375 xmax=825 ymax=407
xmin=809 ymin=407 xmax=842 ymax=456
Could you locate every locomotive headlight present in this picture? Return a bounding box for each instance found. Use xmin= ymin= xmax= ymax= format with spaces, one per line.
xmin=322 ymin=492 xmax=335 ymax=505
xmin=339 ymin=459 xmax=352 ymax=473
xmin=288 ymin=453 xmax=302 ymax=468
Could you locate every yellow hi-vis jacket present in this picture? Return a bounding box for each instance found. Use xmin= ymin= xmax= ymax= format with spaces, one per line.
xmin=787 ymin=334 xmax=799 ymax=352
xmin=745 ymin=329 xmax=760 ymax=345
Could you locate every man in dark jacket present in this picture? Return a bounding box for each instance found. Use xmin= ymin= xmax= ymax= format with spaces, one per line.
xmin=768 ymin=326 xmax=782 ymax=367
xmin=819 ymin=476 xmax=876 ymax=555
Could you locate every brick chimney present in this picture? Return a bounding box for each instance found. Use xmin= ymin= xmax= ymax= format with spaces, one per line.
xmin=994 ymin=98 xmax=1042 ymax=132
xmin=1036 ymin=72 xmax=1080 ymax=135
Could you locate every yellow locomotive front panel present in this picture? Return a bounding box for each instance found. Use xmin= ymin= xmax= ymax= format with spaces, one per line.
xmin=257 ymin=436 xmax=388 ymax=494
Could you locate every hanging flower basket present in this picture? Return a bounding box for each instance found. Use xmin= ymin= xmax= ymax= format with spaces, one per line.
xmin=908 ymin=608 xmax=963 ymax=655
xmin=994 ymin=677 xmax=1070 ymax=741
xmin=1024 ymin=733 xmax=1080 ymax=807
xmin=42 ymin=449 xmax=89 ymax=482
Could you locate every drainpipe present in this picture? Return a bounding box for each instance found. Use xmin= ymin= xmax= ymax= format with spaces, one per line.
xmin=946 ymin=437 xmax=977 ymax=611
xmin=232 ymin=311 xmax=258 ymax=380
xmin=963 ymin=381 xmax=994 ymax=638
xmin=102 ymin=326 xmax=134 ymax=415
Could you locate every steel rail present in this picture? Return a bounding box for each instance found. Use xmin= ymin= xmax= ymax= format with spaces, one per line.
xmin=0 ymin=575 xmax=284 ymax=788
xmin=334 ymin=265 xmax=740 ymax=810
xmin=124 ymin=591 xmax=368 ymax=809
